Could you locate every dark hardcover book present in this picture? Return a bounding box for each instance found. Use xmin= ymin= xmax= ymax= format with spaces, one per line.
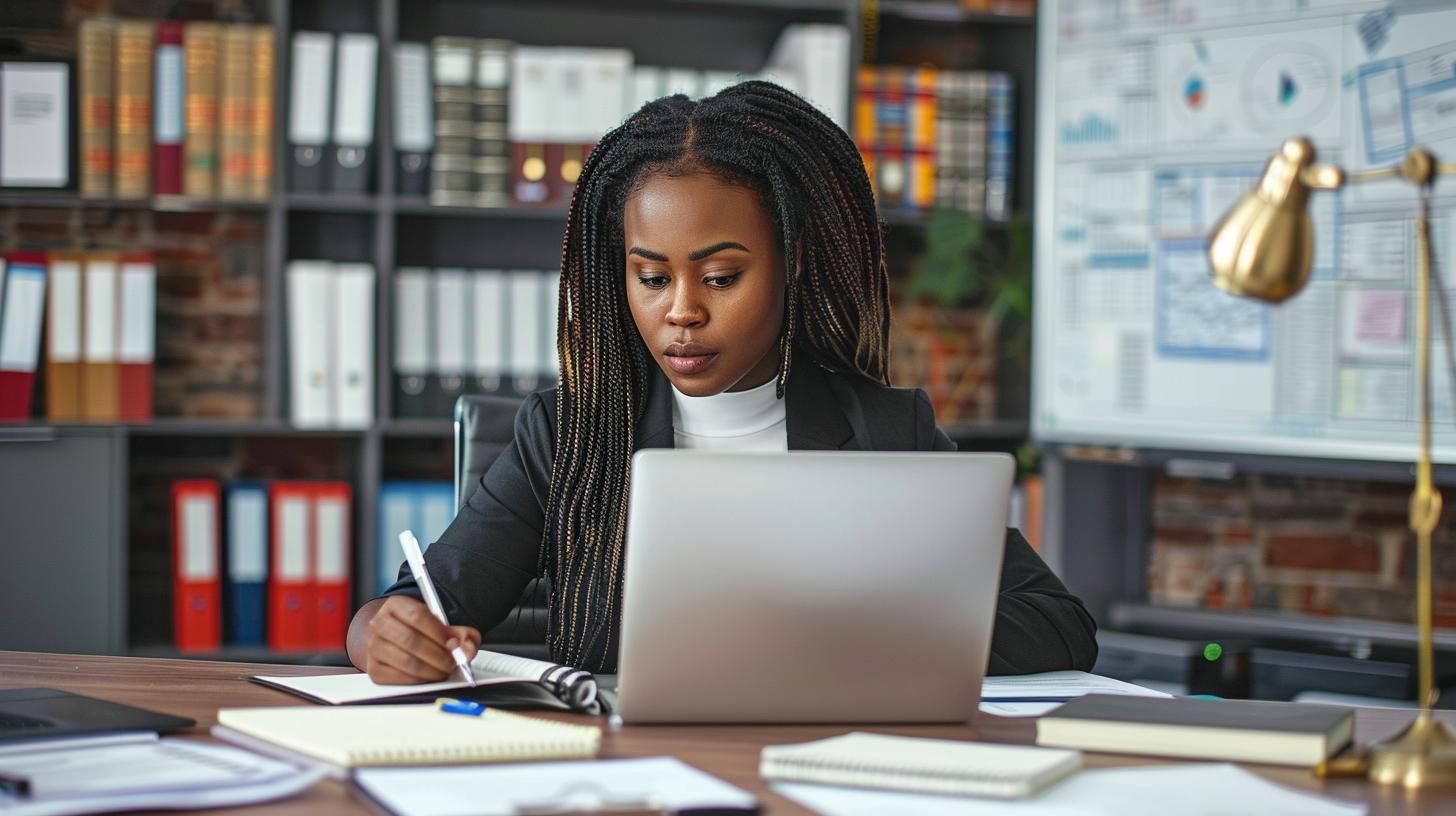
xmin=1036 ymin=694 xmax=1354 ymax=767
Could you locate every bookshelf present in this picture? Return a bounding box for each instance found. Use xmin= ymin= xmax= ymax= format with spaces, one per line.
xmin=0 ymin=0 xmax=1040 ymax=663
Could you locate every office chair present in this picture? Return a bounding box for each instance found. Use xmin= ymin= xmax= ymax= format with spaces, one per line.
xmin=454 ymin=394 xmax=552 ymax=660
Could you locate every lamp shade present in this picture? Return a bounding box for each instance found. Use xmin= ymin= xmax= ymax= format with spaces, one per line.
xmin=1207 ymin=137 xmax=1319 ymax=304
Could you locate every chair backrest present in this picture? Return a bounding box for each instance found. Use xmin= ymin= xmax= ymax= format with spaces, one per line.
xmin=453 ymin=394 xmax=523 ymax=510
xmin=454 ymin=395 xmax=551 ymax=660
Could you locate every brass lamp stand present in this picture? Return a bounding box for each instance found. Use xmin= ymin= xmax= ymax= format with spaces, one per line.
xmin=1208 ymin=137 xmax=1456 ymax=786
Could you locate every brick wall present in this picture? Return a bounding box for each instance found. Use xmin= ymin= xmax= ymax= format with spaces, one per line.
xmin=1148 ymin=473 xmax=1456 ymax=630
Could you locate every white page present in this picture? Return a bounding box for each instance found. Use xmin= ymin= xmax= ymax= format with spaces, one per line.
xmin=979 ymin=701 xmax=1062 ymax=718
xmin=0 ymin=63 xmax=68 ymax=187
xmin=774 ymin=763 xmax=1366 ymax=816
xmin=355 ymin=757 xmax=756 ymax=816
xmin=253 ymin=665 xmax=534 ymax=705
xmin=982 ymin=671 xmax=1170 ymax=701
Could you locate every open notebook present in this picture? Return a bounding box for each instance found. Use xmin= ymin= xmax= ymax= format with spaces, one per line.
xmin=214 ymin=705 xmax=601 ymax=770
xmin=252 ymin=649 xmax=601 ymax=713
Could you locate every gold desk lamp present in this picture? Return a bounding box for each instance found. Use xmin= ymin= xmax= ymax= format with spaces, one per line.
xmin=1209 ymin=137 xmax=1456 ymax=786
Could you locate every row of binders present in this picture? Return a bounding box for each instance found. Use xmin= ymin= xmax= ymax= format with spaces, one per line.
xmin=0 ymin=251 xmax=156 ymax=422
xmin=393 ymin=267 xmax=561 ymax=419
xmin=172 ymin=479 xmax=352 ymax=652
xmin=856 ymin=67 xmax=1016 ymax=219
xmin=285 ymin=261 xmax=376 ymax=428
xmin=290 ymin=24 xmax=849 ymax=205
xmin=78 ymin=17 xmax=275 ymax=200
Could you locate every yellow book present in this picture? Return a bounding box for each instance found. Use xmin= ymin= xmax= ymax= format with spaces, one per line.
xmin=218 ymin=24 xmax=253 ymax=200
xmin=183 ymin=22 xmax=222 ymax=198
xmin=78 ymin=17 xmax=117 ymax=199
xmin=248 ymin=24 xmax=275 ymax=200
xmin=214 ymin=705 xmax=601 ymax=768
xmin=113 ymin=20 xmax=154 ymax=199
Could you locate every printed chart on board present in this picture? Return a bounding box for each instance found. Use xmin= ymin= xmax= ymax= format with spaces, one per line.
xmin=1034 ymin=0 xmax=1456 ymax=462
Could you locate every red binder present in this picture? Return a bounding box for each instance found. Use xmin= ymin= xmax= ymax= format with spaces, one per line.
xmin=313 ymin=482 xmax=353 ymax=650
xmin=117 ymin=253 xmax=156 ymax=420
xmin=0 ymin=252 xmax=49 ymax=421
xmin=152 ymin=22 xmax=185 ymax=195
xmin=171 ymin=479 xmax=221 ymax=652
xmin=268 ymin=482 xmax=317 ymax=651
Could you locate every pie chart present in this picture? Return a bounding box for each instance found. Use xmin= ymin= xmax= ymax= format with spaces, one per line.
xmin=1184 ymin=74 xmax=1206 ymax=109
xmin=1245 ymin=44 xmax=1334 ymax=130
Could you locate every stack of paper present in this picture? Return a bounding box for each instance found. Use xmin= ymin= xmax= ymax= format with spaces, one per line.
xmin=0 ymin=733 xmax=322 ymax=816
xmin=980 ymin=671 xmax=1171 ymax=717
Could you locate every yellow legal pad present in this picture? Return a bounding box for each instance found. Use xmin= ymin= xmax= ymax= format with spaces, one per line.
xmin=215 ymin=705 xmax=601 ymax=767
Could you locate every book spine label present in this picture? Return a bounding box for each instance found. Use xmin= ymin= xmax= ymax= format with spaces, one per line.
xmin=153 ymin=22 xmax=185 ymax=196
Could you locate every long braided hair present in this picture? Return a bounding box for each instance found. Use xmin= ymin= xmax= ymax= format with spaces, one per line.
xmin=547 ymin=81 xmax=890 ymax=670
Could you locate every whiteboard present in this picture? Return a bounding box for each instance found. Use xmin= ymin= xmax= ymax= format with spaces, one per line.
xmin=1033 ymin=0 xmax=1456 ymax=463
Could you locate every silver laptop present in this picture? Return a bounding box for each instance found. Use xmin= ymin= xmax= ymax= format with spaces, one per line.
xmin=615 ymin=450 xmax=1013 ymax=724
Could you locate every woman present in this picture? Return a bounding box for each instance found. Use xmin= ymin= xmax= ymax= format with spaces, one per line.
xmin=348 ymin=82 xmax=1097 ymax=681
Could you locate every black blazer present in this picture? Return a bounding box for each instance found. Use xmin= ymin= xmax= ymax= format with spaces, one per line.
xmin=382 ymin=354 xmax=1099 ymax=675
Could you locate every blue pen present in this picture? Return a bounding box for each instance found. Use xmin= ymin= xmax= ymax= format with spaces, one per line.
xmin=437 ymin=697 xmax=486 ymax=716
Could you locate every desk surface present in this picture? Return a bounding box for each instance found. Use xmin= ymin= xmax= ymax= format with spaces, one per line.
xmin=2 ymin=650 xmax=1454 ymax=815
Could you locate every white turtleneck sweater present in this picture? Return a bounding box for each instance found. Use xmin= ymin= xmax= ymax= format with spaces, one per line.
xmin=670 ymin=377 xmax=788 ymax=451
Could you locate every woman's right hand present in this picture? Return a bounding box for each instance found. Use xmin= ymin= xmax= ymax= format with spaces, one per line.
xmin=361 ymin=595 xmax=481 ymax=684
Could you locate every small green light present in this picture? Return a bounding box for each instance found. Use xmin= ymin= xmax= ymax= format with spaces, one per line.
xmin=1203 ymin=642 xmax=1223 ymax=662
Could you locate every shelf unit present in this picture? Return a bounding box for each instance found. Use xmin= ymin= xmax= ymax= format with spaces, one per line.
xmin=0 ymin=0 xmax=1040 ymax=662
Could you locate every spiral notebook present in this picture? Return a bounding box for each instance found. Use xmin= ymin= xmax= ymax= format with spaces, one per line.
xmin=213 ymin=705 xmax=600 ymax=770
xmin=760 ymin=732 xmax=1082 ymax=799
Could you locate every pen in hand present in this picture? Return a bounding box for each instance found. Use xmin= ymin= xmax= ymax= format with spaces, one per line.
xmin=398 ymin=531 xmax=478 ymax=687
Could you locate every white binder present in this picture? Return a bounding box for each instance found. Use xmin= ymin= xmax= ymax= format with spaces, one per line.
xmin=470 ymin=270 xmax=506 ymax=392
xmin=286 ymin=260 xmax=334 ymax=427
xmin=330 ymin=33 xmax=378 ymax=192
xmin=432 ymin=268 xmax=469 ymax=413
xmin=287 ymin=32 xmax=334 ymax=190
xmin=392 ymin=268 xmax=431 ymax=417
xmin=333 ymin=263 xmax=375 ymax=428
xmin=508 ymin=271 xmax=541 ymax=391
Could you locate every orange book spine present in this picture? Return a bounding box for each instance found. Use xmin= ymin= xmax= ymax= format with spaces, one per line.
xmin=248 ymin=24 xmax=275 ymax=201
xmin=114 ymin=20 xmax=155 ymax=199
xmin=218 ymin=25 xmax=253 ymax=201
xmin=78 ymin=18 xmax=116 ymax=199
xmin=183 ymin=21 xmax=222 ymax=198
xmin=45 ymin=251 xmax=87 ymax=422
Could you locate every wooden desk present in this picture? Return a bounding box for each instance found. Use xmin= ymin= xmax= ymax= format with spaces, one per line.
xmin=3 ymin=650 xmax=1454 ymax=815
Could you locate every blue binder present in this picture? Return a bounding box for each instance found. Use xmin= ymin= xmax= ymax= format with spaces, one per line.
xmin=223 ymin=481 xmax=269 ymax=646
xmin=377 ymin=481 xmax=457 ymax=596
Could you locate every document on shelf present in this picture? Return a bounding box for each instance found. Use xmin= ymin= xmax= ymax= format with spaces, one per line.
xmin=0 ymin=738 xmax=323 ymax=816
xmin=773 ymin=763 xmax=1366 ymax=816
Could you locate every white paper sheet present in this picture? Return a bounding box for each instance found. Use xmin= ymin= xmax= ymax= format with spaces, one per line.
xmin=354 ymin=757 xmax=757 ymax=816
xmin=774 ymin=763 xmax=1366 ymax=816
xmin=981 ymin=671 xmax=1172 ymax=702
xmin=979 ymin=701 xmax=1063 ymax=718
